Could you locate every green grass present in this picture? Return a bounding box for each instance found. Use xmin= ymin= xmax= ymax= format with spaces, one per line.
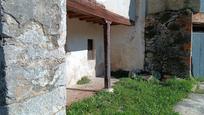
xmin=77 ymin=77 xmax=91 ymax=85
xmin=193 ymin=77 xmax=204 ymax=94
xmin=68 ymin=78 xmax=195 ymax=115
xmin=195 ymin=77 xmax=204 ymax=82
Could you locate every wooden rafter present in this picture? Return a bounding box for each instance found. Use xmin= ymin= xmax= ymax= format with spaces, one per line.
xmin=67 ymin=0 xmax=134 ymax=26
xmin=79 ymin=15 xmax=95 ymax=20
xmin=68 ymin=13 xmax=84 ymax=18
xmin=84 ymin=17 xmax=101 ymax=22
xmin=89 ymin=20 xmax=105 ymax=25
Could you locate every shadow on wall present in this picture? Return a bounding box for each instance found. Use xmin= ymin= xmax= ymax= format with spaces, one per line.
xmin=0 ymin=0 xmax=8 ymax=114
xmin=65 ymin=18 xmax=90 ymax=52
xmin=129 ymin=0 xmax=136 ymax=21
xmin=65 ymin=37 xmax=87 ymax=52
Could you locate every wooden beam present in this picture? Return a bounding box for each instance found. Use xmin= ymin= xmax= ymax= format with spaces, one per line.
xmin=193 ymin=13 xmax=204 ymax=24
xmin=85 ymin=17 xmax=102 ymax=21
xmin=67 ymin=0 xmax=133 ymax=26
xmin=104 ymin=20 xmax=111 ymax=89
xmin=88 ymin=20 xmax=104 ymax=24
xmin=68 ymin=13 xmax=85 ymax=18
xmin=79 ymin=15 xmax=95 ymax=20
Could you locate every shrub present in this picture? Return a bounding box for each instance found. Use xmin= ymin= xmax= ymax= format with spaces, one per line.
xmin=77 ymin=76 xmax=91 ymax=85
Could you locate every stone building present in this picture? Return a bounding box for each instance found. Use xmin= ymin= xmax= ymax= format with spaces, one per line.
xmin=145 ymin=0 xmax=201 ymax=77
xmin=0 ymin=0 xmax=203 ymax=114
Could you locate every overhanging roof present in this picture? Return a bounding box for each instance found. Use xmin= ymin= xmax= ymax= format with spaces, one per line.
xmin=67 ymin=0 xmax=134 ymax=26
xmin=193 ymin=13 xmax=204 ymax=25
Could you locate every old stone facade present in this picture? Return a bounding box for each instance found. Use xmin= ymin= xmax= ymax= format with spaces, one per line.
xmin=145 ymin=9 xmax=192 ymax=77
xmin=0 ymin=0 xmax=67 ymax=115
xmin=147 ymin=0 xmax=199 ymax=14
xmin=0 ymin=0 xmax=202 ymax=114
xmin=144 ymin=0 xmax=200 ymax=78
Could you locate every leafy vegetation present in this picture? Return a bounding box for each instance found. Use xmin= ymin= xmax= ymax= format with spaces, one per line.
xmin=195 ymin=77 xmax=204 ymax=82
xmin=77 ymin=76 xmax=91 ymax=85
xmin=193 ymin=77 xmax=204 ymax=94
xmin=68 ymin=78 xmax=195 ymax=115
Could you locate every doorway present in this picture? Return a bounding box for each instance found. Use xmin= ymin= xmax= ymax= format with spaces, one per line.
xmin=192 ymin=26 xmax=204 ymax=77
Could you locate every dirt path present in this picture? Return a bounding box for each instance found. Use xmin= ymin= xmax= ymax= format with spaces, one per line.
xmin=175 ymin=83 xmax=204 ymax=115
xmin=67 ymin=77 xmax=118 ymax=106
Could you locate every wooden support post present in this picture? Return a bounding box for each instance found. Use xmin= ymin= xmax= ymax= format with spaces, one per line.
xmin=103 ymin=20 xmax=112 ymax=89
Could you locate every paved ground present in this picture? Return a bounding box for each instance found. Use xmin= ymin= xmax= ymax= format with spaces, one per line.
xmin=67 ymin=77 xmax=118 ymax=106
xmin=175 ymin=83 xmax=204 ymax=115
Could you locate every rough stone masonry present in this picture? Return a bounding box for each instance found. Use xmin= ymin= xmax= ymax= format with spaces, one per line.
xmin=0 ymin=0 xmax=67 ymax=115
xmin=145 ymin=9 xmax=192 ymax=77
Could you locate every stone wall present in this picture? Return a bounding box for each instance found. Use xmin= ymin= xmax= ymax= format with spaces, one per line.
xmin=147 ymin=0 xmax=200 ymax=14
xmin=0 ymin=0 xmax=67 ymax=115
xmin=145 ymin=9 xmax=192 ymax=77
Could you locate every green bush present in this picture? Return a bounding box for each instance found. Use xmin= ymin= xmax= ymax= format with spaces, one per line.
xmin=77 ymin=76 xmax=91 ymax=85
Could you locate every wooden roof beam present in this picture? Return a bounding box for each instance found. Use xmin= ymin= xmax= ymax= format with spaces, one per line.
xmin=68 ymin=13 xmax=85 ymax=18
xmin=79 ymin=16 xmax=97 ymax=21
xmin=78 ymin=15 xmax=95 ymax=20
xmin=67 ymin=0 xmax=134 ymax=26
xmin=87 ymin=19 xmax=105 ymax=24
xmin=84 ymin=17 xmax=101 ymax=21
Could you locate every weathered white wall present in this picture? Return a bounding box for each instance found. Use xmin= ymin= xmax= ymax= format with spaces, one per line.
xmin=66 ymin=0 xmax=146 ymax=85
xmin=66 ymin=18 xmax=104 ymax=87
xmin=111 ymin=26 xmax=144 ymax=71
xmin=111 ymin=0 xmax=146 ymax=71
xmin=96 ymin=0 xmax=136 ymax=20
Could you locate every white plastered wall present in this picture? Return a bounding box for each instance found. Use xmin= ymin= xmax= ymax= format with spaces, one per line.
xmin=110 ymin=0 xmax=146 ymax=71
xmin=65 ymin=18 xmax=104 ymax=87
xmin=66 ymin=0 xmax=146 ymax=86
xmin=96 ymin=0 xmax=136 ymax=20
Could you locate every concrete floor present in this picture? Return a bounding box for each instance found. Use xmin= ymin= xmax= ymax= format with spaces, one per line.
xmin=175 ymin=82 xmax=204 ymax=115
xmin=67 ymin=77 xmax=118 ymax=106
